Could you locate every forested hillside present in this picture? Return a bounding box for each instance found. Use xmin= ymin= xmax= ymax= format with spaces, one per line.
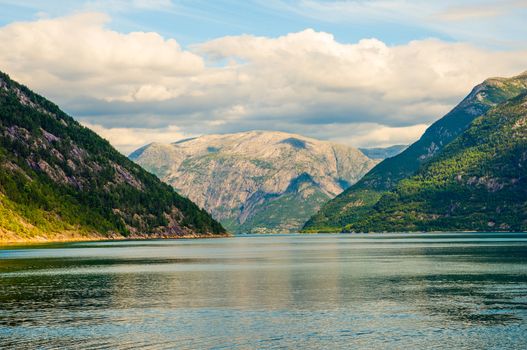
xmin=343 ymin=93 xmax=527 ymax=232
xmin=304 ymin=72 xmax=527 ymax=232
xmin=0 ymin=71 xmax=225 ymax=242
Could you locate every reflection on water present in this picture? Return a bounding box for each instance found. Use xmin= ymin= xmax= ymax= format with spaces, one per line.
xmin=1 ymin=233 xmax=527 ymax=349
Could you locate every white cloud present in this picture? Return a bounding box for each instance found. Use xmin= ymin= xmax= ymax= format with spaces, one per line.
xmin=196 ymin=30 xmax=526 ymax=120
xmin=341 ymin=123 xmax=429 ymax=148
xmin=0 ymin=12 xmax=203 ymax=101
xmin=0 ymin=13 xmax=526 ymax=152
xmin=82 ymin=122 xmax=191 ymax=154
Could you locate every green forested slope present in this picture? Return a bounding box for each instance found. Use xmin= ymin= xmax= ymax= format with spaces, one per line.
xmin=0 ymin=71 xmax=225 ymax=241
xmin=304 ymin=72 xmax=527 ymax=232
xmin=342 ymin=93 xmax=527 ymax=232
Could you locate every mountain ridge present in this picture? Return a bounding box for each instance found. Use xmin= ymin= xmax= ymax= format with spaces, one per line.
xmin=304 ymin=71 xmax=527 ymax=232
xmin=130 ymin=130 xmax=378 ymax=233
xmin=341 ymin=92 xmax=527 ymax=232
xmin=0 ymin=71 xmax=226 ymax=242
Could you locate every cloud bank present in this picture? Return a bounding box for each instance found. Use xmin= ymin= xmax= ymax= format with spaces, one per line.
xmin=0 ymin=12 xmax=526 ymax=153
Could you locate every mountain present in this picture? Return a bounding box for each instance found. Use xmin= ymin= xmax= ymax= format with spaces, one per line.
xmin=130 ymin=131 xmax=378 ymax=233
xmin=342 ymin=92 xmax=527 ymax=232
xmin=304 ymin=71 xmax=527 ymax=232
xmin=0 ymin=71 xmax=225 ymax=242
xmin=359 ymin=145 xmax=407 ymax=160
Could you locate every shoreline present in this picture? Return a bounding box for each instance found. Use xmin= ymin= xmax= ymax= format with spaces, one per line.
xmin=0 ymin=232 xmax=232 ymax=246
xmin=4 ymin=231 xmax=524 ymax=246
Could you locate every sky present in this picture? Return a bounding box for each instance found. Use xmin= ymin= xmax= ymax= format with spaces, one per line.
xmin=0 ymin=0 xmax=526 ymax=153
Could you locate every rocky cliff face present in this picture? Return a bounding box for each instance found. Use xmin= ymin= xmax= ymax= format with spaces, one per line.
xmin=130 ymin=131 xmax=378 ymax=233
xmin=0 ymin=71 xmax=225 ymax=242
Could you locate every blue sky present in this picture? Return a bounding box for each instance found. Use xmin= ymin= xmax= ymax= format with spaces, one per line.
xmin=2 ymin=0 xmax=526 ymax=48
xmin=0 ymin=0 xmax=526 ymax=152
xmin=0 ymin=1 xmax=439 ymax=44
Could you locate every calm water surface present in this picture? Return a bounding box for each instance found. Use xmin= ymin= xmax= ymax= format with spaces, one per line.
xmin=1 ymin=233 xmax=527 ymax=349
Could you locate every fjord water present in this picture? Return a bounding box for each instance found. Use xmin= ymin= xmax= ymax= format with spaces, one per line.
xmin=1 ymin=234 xmax=526 ymax=349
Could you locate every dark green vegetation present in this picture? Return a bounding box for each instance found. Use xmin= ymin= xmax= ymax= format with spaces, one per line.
xmin=304 ymin=72 xmax=527 ymax=232
xmin=0 ymin=71 xmax=225 ymax=241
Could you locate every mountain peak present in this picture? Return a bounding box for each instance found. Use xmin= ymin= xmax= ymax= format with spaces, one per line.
xmin=304 ymin=71 xmax=527 ymax=232
xmin=340 ymin=85 xmax=527 ymax=232
xmin=176 ymin=130 xmax=324 ymax=144
xmin=483 ymin=70 xmax=527 ymax=85
xmin=130 ymin=132 xmax=378 ymax=233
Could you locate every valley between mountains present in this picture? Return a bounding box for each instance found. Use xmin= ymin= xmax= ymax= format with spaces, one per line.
xmin=132 ymin=71 xmax=527 ymax=234
xmin=1 ymin=70 xmax=527 ymax=242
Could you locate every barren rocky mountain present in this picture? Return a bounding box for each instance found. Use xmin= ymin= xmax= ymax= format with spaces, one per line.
xmin=130 ymin=131 xmax=378 ymax=233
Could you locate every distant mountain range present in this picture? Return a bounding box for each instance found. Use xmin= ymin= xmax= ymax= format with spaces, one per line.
xmin=0 ymin=71 xmax=225 ymax=242
xmin=304 ymin=71 xmax=527 ymax=232
xmin=130 ymin=131 xmax=378 ymax=233
xmin=359 ymin=145 xmax=407 ymax=159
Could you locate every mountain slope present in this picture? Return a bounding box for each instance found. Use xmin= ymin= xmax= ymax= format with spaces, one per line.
xmin=0 ymin=71 xmax=225 ymax=242
xmin=130 ymin=131 xmax=378 ymax=233
xmin=304 ymin=72 xmax=527 ymax=232
xmin=343 ymin=92 xmax=527 ymax=232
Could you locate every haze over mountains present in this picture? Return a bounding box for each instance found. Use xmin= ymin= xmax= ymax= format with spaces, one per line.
xmin=130 ymin=131 xmax=378 ymax=233
xmin=304 ymin=71 xmax=527 ymax=232
xmin=0 ymin=71 xmax=225 ymax=242
xmin=359 ymin=145 xmax=407 ymax=160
